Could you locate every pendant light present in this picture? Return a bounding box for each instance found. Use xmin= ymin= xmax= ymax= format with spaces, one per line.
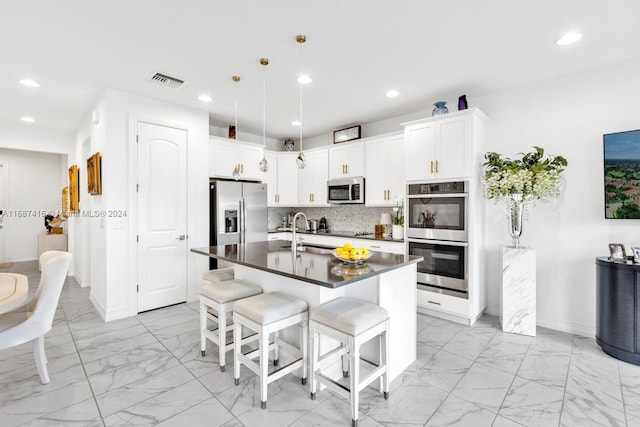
xmin=232 ymin=75 xmax=241 ymax=180
xmin=258 ymin=58 xmax=270 ymax=173
xmin=296 ymin=34 xmax=309 ymax=169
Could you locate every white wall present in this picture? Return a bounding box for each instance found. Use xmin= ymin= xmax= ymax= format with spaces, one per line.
xmin=0 ymin=148 xmax=67 ymax=262
xmin=73 ymin=89 xmax=210 ymax=321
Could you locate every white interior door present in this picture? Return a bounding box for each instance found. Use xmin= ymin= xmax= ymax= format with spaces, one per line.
xmin=137 ymin=122 xmax=188 ymax=312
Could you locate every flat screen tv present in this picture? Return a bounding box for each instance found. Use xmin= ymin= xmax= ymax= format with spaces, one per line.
xmin=604 ymin=129 xmax=640 ymax=218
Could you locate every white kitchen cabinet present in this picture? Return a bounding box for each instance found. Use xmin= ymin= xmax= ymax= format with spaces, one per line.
xmin=329 ymin=140 xmax=364 ymax=179
xmin=298 ymin=148 xmax=329 ymax=206
xmin=402 ymin=108 xmax=488 ymax=182
xmin=364 ymin=132 xmax=405 ymax=206
xmin=275 ymin=152 xmax=299 ymax=206
xmin=263 ymin=151 xmax=299 ymax=207
xmin=210 ymin=136 xmax=263 ymax=181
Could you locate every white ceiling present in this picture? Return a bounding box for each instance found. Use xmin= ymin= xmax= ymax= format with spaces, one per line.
xmin=2 ymin=0 xmax=640 ymax=141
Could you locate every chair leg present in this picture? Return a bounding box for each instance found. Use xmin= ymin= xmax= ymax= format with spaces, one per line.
xmin=233 ymin=314 xmax=242 ymax=385
xmin=382 ymin=321 xmax=390 ymax=399
xmin=218 ymin=304 xmax=227 ymax=371
xmin=273 ymin=330 xmax=279 ymax=366
xmin=342 ymin=348 xmax=349 ymax=378
xmin=309 ymin=321 xmax=317 ymax=399
xmin=33 ymin=336 xmax=49 ymax=384
xmin=199 ymin=297 xmax=207 ymax=357
xmin=349 ymin=336 xmax=360 ymax=426
xmin=259 ymin=326 xmax=269 ymax=408
xmin=301 ymin=320 xmax=308 ymax=385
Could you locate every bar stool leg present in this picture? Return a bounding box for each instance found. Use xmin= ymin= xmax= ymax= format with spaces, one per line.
xmin=309 ymin=321 xmax=318 ymax=399
xmin=273 ymin=330 xmax=280 ymax=366
xmin=233 ymin=316 xmax=242 ymax=386
xmin=260 ymin=325 xmax=269 ymax=408
xmin=349 ymin=335 xmax=360 ymax=427
xmin=199 ymin=296 xmax=207 ymax=357
xmin=342 ymin=350 xmax=349 ymax=378
xmin=382 ymin=320 xmax=390 ymax=399
xmin=301 ymin=320 xmax=308 ymax=385
xmin=218 ymin=304 xmax=227 ymax=371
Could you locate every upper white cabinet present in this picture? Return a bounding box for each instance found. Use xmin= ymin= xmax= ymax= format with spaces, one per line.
xmin=298 ymin=148 xmax=329 ymax=206
xmin=364 ymin=132 xmax=404 ymax=206
xmin=329 ymin=140 xmax=364 ymax=179
xmin=402 ymin=108 xmax=488 ymax=182
xmin=210 ymin=136 xmax=263 ymax=181
xmin=263 ymin=151 xmax=299 ymax=207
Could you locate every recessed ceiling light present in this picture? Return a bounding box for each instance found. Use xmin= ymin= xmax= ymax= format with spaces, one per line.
xmin=198 ymin=94 xmax=212 ymax=102
xmin=297 ymin=74 xmax=312 ymax=85
xmin=19 ymin=79 xmax=40 ymax=88
xmin=386 ymin=90 xmax=399 ymax=98
xmin=556 ymin=32 xmax=583 ymax=46
xmin=292 ymin=120 xmax=301 ymax=126
xmin=21 ymin=116 xmax=35 ymax=123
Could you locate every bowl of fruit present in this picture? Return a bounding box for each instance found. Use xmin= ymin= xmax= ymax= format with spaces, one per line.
xmin=332 ymin=243 xmax=373 ymax=265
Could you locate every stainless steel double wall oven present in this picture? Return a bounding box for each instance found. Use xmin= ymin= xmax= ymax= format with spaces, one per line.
xmin=407 ymin=181 xmax=469 ymax=297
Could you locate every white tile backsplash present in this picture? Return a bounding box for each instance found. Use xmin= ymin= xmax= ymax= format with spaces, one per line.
xmin=268 ymin=206 xmax=397 ymax=233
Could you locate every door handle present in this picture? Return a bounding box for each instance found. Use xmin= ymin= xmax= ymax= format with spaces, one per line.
xmin=430 ymin=161 xmax=434 ymax=173
xmin=435 ymin=160 xmax=439 ymax=173
xmin=176 ymin=235 xmax=186 ymax=240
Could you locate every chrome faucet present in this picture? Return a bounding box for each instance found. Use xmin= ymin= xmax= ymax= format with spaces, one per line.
xmin=291 ymin=212 xmax=309 ymax=258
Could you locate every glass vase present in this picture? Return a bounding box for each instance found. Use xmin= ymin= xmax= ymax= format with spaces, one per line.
xmin=432 ymin=101 xmax=449 ymax=116
xmin=508 ymin=194 xmax=525 ymax=248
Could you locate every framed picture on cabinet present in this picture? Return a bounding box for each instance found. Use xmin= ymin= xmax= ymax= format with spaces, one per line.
xmin=333 ymin=125 xmax=361 ymax=144
xmin=609 ymin=243 xmax=627 ymax=261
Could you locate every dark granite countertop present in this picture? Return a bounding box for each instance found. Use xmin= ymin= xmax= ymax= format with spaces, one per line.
xmin=269 ymin=229 xmax=404 ymax=243
xmin=192 ymin=240 xmax=420 ymax=289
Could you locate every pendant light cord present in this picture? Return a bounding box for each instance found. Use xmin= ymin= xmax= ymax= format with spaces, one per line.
xmin=263 ymin=65 xmax=266 ymax=148
xmin=298 ymin=40 xmax=303 ymax=152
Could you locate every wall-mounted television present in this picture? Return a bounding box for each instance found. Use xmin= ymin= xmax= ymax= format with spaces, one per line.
xmin=604 ymin=129 xmax=640 ymax=219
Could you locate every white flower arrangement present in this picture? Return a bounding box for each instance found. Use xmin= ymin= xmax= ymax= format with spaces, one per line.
xmin=482 ymin=146 xmax=567 ymax=205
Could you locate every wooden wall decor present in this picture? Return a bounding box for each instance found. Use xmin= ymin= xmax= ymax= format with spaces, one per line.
xmin=62 ymin=187 xmax=69 ymax=217
xmin=68 ymin=165 xmax=79 ymax=213
xmin=87 ymin=152 xmax=102 ymax=195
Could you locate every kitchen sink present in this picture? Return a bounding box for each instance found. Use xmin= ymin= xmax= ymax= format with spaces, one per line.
xmin=280 ymin=243 xmax=335 ymax=255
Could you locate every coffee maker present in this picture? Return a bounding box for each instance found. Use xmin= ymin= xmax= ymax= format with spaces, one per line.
xmin=318 ymin=217 xmax=328 ymax=232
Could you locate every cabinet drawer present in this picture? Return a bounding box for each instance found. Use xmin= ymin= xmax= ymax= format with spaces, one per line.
xmin=417 ymin=289 xmax=469 ymax=318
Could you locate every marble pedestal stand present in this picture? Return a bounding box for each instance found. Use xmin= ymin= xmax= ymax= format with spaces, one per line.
xmin=500 ymin=247 xmax=536 ymax=336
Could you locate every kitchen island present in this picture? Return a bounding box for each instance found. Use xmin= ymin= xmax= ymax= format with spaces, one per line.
xmin=192 ymin=240 xmax=421 ymax=381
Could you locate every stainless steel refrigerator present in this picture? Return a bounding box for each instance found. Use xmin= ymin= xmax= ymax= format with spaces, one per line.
xmin=209 ymin=179 xmax=267 ymax=269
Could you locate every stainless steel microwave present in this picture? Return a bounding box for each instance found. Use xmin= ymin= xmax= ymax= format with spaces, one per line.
xmin=327 ymin=177 xmax=365 ymax=204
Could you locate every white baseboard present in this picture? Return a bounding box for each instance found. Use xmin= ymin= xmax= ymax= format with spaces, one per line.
xmin=9 ymin=257 xmax=37 ymax=263
xmin=484 ymin=302 xmax=593 ymax=338
xmin=73 ymin=273 xmax=91 ymax=288
xmin=89 ymin=293 xmax=106 ymax=320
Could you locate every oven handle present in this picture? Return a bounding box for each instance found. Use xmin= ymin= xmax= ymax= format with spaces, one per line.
xmin=407 ymin=238 xmax=468 ymax=247
xmin=407 ymin=193 xmax=468 ymax=199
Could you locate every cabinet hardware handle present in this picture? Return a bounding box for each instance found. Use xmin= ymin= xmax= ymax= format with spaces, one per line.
xmin=346 ymin=164 xmax=349 ymax=174
xmin=241 ymin=164 xmax=244 ymax=173
xmin=371 ymin=245 xmax=381 ymax=248
xmin=430 ymin=161 xmax=434 ymax=173
xmin=312 ymin=193 xmax=315 ymax=202
xmin=427 ymin=300 xmax=441 ymax=305
xmin=435 ymin=160 xmax=438 ymax=173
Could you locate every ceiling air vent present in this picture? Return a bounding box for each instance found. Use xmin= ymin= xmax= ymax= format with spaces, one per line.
xmin=148 ymin=71 xmax=186 ymax=90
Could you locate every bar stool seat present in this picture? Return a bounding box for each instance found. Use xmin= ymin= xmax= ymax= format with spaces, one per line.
xmin=309 ymin=297 xmax=390 ymax=427
xmin=233 ymin=291 xmax=308 ymax=409
xmin=199 ymin=278 xmax=262 ymax=372
xmin=202 ymin=267 xmax=235 ymax=283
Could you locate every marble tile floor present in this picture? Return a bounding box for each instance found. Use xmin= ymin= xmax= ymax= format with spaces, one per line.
xmin=1 ymin=260 xmax=639 ymax=426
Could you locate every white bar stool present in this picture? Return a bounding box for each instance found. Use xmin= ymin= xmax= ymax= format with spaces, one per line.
xmin=309 ymin=297 xmax=390 ymax=427
xmin=199 ymin=272 xmax=262 ymax=372
xmin=233 ymin=291 xmax=309 ymax=409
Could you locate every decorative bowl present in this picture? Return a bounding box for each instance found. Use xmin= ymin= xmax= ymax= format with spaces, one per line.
xmin=330 ymin=264 xmax=372 ymax=280
xmin=331 ymin=249 xmax=373 ymax=265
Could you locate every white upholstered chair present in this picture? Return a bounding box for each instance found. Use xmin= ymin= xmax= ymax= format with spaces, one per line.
xmin=0 ymin=250 xmax=72 ymax=384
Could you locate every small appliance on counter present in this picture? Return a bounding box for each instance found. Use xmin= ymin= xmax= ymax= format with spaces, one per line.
xmin=318 ymin=217 xmax=328 ymax=232
xmin=308 ymin=219 xmax=318 ymax=232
